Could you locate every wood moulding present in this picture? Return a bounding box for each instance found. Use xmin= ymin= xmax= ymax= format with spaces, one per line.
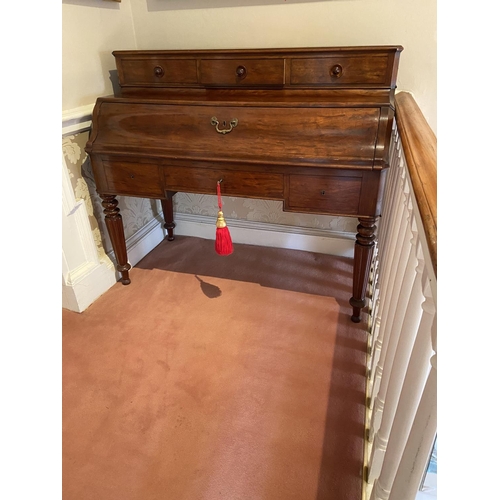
xmin=395 ymin=91 xmax=437 ymax=276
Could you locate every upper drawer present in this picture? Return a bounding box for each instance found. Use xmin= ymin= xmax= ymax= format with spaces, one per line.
xmin=199 ymin=59 xmax=285 ymax=87
xmin=290 ymin=54 xmax=391 ymax=86
xmin=117 ymin=58 xmax=198 ymax=86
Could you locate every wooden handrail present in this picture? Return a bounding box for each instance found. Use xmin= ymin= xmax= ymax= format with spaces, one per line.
xmin=395 ymin=92 xmax=437 ymax=275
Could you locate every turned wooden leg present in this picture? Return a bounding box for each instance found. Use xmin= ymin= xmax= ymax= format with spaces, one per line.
xmin=101 ymin=194 xmax=131 ymax=285
xmin=349 ymin=216 xmax=377 ymax=323
xmin=160 ymin=192 xmax=176 ymax=241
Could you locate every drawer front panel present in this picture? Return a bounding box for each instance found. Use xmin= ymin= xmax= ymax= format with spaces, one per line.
xmin=199 ymin=59 xmax=285 ymax=86
xmin=287 ymin=174 xmax=362 ymax=214
xmin=118 ymin=58 xmax=198 ymax=86
xmin=164 ymin=167 xmax=284 ymax=199
xmin=103 ymin=160 xmax=164 ymax=197
xmin=290 ymin=55 xmax=390 ymax=86
xmin=96 ymin=102 xmax=380 ymax=166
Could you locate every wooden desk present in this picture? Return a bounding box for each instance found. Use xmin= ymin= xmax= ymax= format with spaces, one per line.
xmin=85 ymin=46 xmax=403 ymax=322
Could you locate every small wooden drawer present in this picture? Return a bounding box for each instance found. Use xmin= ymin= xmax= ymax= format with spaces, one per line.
xmin=286 ymin=174 xmax=362 ymax=215
xmin=117 ymin=58 xmax=198 ymax=86
xmin=164 ymin=166 xmax=284 ymax=199
xmin=290 ymin=54 xmax=391 ymax=86
xmin=200 ymin=59 xmax=285 ymax=86
xmin=102 ymin=160 xmax=164 ymax=197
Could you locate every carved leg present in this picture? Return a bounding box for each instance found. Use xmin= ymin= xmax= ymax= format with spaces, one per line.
xmin=101 ymin=194 xmax=131 ymax=285
xmin=160 ymin=192 xmax=176 ymax=241
xmin=349 ymin=216 xmax=377 ymax=323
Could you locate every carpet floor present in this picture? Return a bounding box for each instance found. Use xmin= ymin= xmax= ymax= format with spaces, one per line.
xmin=62 ymin=236 xmax=368 ymax=500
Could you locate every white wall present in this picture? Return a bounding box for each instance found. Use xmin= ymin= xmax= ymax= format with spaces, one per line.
xmin=62 ymin=0 xmax=137 ymax=110
xmin=62 ymin=0 xmax=437 ymax=133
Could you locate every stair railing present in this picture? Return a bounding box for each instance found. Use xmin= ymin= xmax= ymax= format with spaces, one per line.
xmin=364 ymin=91 xmax=437 ymax=500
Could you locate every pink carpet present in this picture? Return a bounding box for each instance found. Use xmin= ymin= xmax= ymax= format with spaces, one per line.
xmin=63 ymin=236 xmax=367 ymax=500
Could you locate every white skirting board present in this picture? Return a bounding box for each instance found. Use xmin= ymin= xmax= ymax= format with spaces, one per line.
xmin=62 ymin=258 xmax=117 ymax=314
xmin=173 ymin=213 xmax=356 ymax=258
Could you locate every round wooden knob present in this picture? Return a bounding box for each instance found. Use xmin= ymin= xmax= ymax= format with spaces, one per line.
xmin=330 ymin=64 xmax=343 ymax=78
xmin=154 ymin=65 xmax=165 ymax=78
xmin=236 ymin=65 xmax=247 ymax=79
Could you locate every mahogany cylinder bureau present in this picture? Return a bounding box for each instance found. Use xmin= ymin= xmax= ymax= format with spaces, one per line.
xmin=85 ymin=46 xmax=403 ymax=322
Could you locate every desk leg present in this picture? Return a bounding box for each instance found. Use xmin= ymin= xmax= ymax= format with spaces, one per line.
xmin=101 ymin=194 xmax=131 ymax=285
xmin=161 ymin=192 xmax=176 ymax=241
xmin=349 ymin=216 xmax=377 ymax=323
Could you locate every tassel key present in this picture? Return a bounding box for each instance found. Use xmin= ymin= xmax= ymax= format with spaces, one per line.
xmin=215 ymin=182 xmax=233 ymax=256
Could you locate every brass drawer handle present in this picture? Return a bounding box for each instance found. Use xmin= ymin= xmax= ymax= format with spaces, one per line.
xmin=330 ymin=64 xmax=343 ymax=78
xmin=211 ymin=117 xmax=238 ymax=135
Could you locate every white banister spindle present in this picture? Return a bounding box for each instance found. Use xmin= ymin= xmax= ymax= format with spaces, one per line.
xmin=371 ymin=272 xmax=435 ymax=500
xmin=377 ymin=122 xmax=400 ymax=249
xmin=372 ymin=179 xmax=414 ymax=403
xmin=368 ymin=201 xmax=404 ymax=391
xmin=387 ymin=313 xmax=437 ymax=500
xmin=367 ymin=126 xmax=405 ymax=391
xmin=367 ymin=225 xmax=423 ymax=483
xmin=366 ymin=136 xmax=401 ymax=360
xmin=368 ymin=125 xmax=399 ymax=284
xmin=364 ymin=109 xmax=436 ymax=500
xmin=368 ymin=165 xmax=410 ymax=413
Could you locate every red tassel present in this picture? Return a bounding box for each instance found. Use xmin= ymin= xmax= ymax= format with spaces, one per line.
xmin=215 ymin=181 xmax=233 ymax=256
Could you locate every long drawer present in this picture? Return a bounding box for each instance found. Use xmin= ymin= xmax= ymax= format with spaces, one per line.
xmin=92 ymin=100 xmax=381 ymax=167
